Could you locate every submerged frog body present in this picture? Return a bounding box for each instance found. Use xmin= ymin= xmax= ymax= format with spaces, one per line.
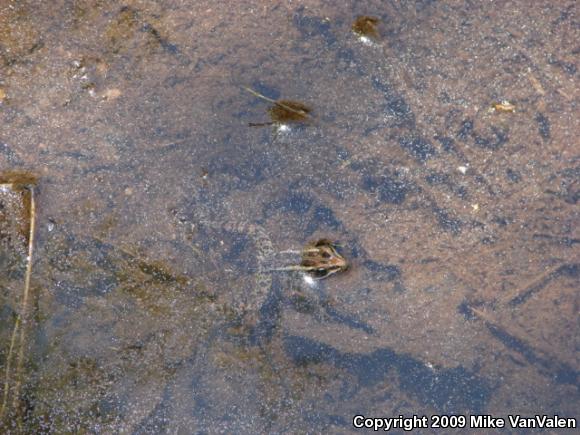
xmin=181 ymin=196 xmax=347 ymax=310
xmin=190 ymin=215 xmax=347 ymax=317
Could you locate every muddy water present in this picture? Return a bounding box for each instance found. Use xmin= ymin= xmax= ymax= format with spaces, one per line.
xmin=0 ymin=0 xmax=578 ymax=433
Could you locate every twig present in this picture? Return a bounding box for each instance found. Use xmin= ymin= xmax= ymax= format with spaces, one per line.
xmin=13 ymin=187 xmax=36 ymax=407
xmin=242 ymin=86 xmax=311 ymax=118
xmin=1 ymin=186 xmax=36 ymax=419
xmin=248 ymin=122 xmax=274 ymax=127
xmin=242 ymin=86 xmax=278 ymax=105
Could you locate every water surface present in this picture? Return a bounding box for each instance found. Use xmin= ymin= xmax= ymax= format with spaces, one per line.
xmin=0 ymin=0 xmax=578 ymax=433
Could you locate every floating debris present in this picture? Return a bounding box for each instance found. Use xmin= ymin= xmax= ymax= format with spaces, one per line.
xmin=352 ymin=16 xmax=380 ymax=40
xmin=243 ymin=86 xmax=312 ymax=127
xmin=101 ymin=88 xmax=122 ymax=101
xmin=490 ymin=100 xmax=516 ymax=113
xmin=527 ymin=73 xmax=545 ymax=96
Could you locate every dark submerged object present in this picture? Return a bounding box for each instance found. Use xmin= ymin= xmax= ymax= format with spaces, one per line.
xmin=268 ymin=100 xmax=311 ymax=123
xmin=352 ymin=16 xmax=380 ymax=39
xmin=249 ymin=99 xmax=312 ymax=127
xmin=244 ymin=86 xmax=312 ymax=127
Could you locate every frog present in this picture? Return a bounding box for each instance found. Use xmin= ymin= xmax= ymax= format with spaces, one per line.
xmin=269 ymin=238 xmax=349 ymax=279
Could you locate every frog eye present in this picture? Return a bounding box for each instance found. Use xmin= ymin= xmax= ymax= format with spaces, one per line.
xmin=311 ymin=268 xmax=330 ymax=279
xmin=321 ymin=250 xmax=331 ymax=259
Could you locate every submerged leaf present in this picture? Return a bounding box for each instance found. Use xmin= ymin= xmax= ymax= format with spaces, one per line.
xmin=268 ymin=100 xmax=311 ymax=123
xmin=352 ymin=16 xmax=380 ymax=39
xmin=243 ymin=86 xmax=312 ymax=126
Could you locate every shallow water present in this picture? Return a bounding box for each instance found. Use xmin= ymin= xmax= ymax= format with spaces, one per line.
xmin=1 ymin=0 xmax=578 ymax=433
